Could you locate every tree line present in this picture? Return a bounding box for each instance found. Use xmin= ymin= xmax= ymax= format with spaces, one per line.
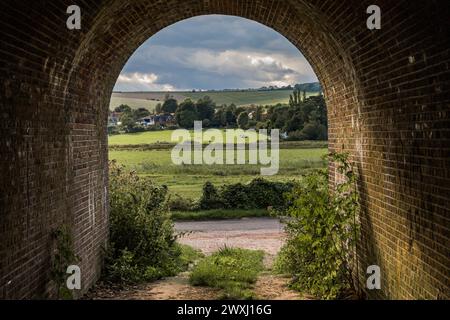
xmin=111 ymin=88 xmax=327 ymax=141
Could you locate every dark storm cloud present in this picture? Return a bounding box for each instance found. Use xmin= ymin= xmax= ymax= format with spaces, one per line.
xmin=114 ymin=15 xmax=317 ymax=91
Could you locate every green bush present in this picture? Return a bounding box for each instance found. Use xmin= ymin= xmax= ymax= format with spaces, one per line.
xmin=199 ymin=182 xmax=223 ymax=209
xmin=104 ymin=161 xmax=183 ymax=284
xmin=171 ymin=209 xmax=269 ymax=221
xmin=168 ymin=194 xmax=196 ymax=211
xmin=274 ymin=152 xmax=360 ymax=299
xmin=220 ymin=183 xmax=251 ymax=209
xmin=246 ymin=178 xmax=293 ymax=209
xmin=199 ymin=178 xmax=293 ymax=210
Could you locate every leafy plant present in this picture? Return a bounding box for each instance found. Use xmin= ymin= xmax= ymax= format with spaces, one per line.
xmin=168 ymin=194 xmax=196 ymax=211
xmin=50 ymin=225 xmax=80 ymax=299
xmin=198 ymin=178 xmax=294 ymax=211
xmin=104 ymin=161 xmax=183 ymax=284
xmin=274 ymin=152 xmax=360 ymax=299
xmin=199 ymin=182 xmax=223 ymax=210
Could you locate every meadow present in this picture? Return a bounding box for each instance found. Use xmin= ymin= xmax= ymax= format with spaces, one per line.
xmin=109 ymin=96 xmax=161 ymax=111
xmin=109 ymin=147 xmax=327 ymax=199
xmin=109 ymin=90 xmax=317 ymax=110
xmin=108 ymin=129 xmax=267 ymax=145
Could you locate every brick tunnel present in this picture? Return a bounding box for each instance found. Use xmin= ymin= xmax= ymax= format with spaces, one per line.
xmin=0 ymin=0 xmax=449 ymax=299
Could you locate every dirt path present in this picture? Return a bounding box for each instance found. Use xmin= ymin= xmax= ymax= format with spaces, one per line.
xmin=175 ymin=217 xmax=286 ymax=267
xmin=87 ymin=218 xmax=307 ymax=300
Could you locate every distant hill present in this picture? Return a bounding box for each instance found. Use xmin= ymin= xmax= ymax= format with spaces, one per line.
xmin=294 ymin=82 xmax=322 ymax=93
xmin=110 ymin=82 xmax=322 ymax=111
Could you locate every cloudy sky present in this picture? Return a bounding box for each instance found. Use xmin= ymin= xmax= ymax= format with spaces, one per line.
xmin=114 ymin=15 xmax=317 ymax=92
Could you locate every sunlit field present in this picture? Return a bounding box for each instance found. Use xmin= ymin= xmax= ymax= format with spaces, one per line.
xmin=109 ymin=148 xmax=328 ymax=199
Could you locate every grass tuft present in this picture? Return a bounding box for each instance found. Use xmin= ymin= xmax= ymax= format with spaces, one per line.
xmin=189 ymin=247 xmax=265 ymax=300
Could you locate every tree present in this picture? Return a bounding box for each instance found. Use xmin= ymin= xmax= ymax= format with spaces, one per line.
xmin=196 ymin=96 xmax=215 ymax=121
xmin=237 ymin=112 xmax=249 ymax=129
xmin=175 ymin=99 xmax=199 ymax=129
xmin=225 ymin=109 xmax=236 ymax=126
xmin=255 ymin=106 xmax=263 ymax=122
xmin=289 ymin=89 xmax=302 ymax=107
xmin=155 ymin=103 xmax=162 ymax=114
xmin=119 ymin=112 xmax=137 ymax=132
xmin=234 ymin=106 xmax=246 ymax=118
xmin=114 ymin=104 xmax=132 ymax=114
xmin=212 ymin=108 xmax=226 ymax=127
xmin=300 ymin=121 xmax=327 ymax=140
xmin=134 ymin=107 xmax=150 ymax=119
xmin=162 ymin=98 xmax=178 ymax=113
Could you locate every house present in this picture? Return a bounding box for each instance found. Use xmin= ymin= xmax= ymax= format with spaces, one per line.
xmin=137 ymin=113 xmax=176 ymax=127
xmin=108 ymin=111 xmax=122 ymax=126
xmin=137 ymin=116 xmax=155 ymax=126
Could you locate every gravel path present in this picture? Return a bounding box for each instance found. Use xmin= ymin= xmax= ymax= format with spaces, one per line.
xmin=175 ymin=217 xmax=286 ymax=258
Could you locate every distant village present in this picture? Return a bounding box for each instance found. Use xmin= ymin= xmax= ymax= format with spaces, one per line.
xmin=108 ymin=111 xmax=176 ymax=128
xmin=108 ymin=86 xmax=327 ymax=141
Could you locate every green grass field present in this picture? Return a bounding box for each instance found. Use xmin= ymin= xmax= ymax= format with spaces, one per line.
xmin=109 ymin=96 xmax=161 ymax=111
xmin=108 ymin=129 xmax=267 ymax=145
xmin=109 ymin=148 xmax=327 ymax=199
xmin=109 ymin=90 xmax=318 ymax=110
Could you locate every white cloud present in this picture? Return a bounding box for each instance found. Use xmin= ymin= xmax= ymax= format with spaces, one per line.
xmin=162 ymin=47 xmax=316 ymax=87
xmin=114 ymin=72 xmax=176 ymax=91
xmin=114 ymin=15 xmax=319 ymax=91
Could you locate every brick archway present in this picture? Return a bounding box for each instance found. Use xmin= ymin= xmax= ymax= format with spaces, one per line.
xmin=0 ymin=0 xmax=449 ymax=299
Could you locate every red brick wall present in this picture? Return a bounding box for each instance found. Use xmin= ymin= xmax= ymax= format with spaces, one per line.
xmin=0 ymin=0 xmax=448 ymax=299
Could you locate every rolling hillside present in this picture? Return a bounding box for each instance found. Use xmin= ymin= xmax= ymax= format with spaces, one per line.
xmin=109 ymin=89 xmax=320 ymax=111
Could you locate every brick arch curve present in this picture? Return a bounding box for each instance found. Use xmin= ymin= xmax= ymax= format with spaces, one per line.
xmin=0 ymin=0 xmax=448 ymax=299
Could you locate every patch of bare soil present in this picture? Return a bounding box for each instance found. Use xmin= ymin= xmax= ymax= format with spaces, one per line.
xmin=85 ymin=272 xmax=220 ymax=300
xmin=85 ymin=273 xmax=306 ymax=300
xmin=254 ymin=274 xmax=314 ymax=300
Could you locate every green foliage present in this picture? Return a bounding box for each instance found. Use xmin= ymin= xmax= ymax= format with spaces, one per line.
xmin=107 ymin=125 xmax=120 ymax=135
xmin=50 ymin=226 xmax=80 ymax=299
xmin=178 ymin=244 xmax=205 ymax=270
xmin=267 ymin=93 xmax=327 ymax=140
xmin=199 ymin=178 xmax=293 ymax=211
xmin=105 ymin=161 xmax=183 ymax=284
xmin=114 ymin=104 xmax=132 ymax=113
xmin=134 ymin=107 xmax=151 ymax=119
xmin=190 ymin=247 xmax=264 ymax=300
xmin=162 ymin=98 xmax=178 ymax=113
xmin=274 ymin=152 xmax=360 ymax=299
xmin=168 ymin=194 xmax=196 ymax=211
xmin=237 ymin=112 xmax=249 ymax=129
xmin=171 ymin=209 xmax=269 ymax=221
xmin=199 ymin=182 xmax=223 ymax=210
xmin=196 ymin=96 xmax=216 ymax=121
xmin=155 ymin=103 xmax=162 ymax=114
xmin=119 ymin=112 xmax=137 ymax=132
xmin=176 ymin=99 xmax=199 ymax=128
xmin=108 ymin=147 xmax=327 ymax=200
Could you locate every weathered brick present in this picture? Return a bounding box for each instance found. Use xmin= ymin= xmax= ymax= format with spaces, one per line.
xmin=0 ymin=0 xmax=449 ymax=299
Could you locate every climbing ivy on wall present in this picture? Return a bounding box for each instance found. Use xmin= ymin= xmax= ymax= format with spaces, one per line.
xmin=50 ymin=225 xmax=80 ymax=300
